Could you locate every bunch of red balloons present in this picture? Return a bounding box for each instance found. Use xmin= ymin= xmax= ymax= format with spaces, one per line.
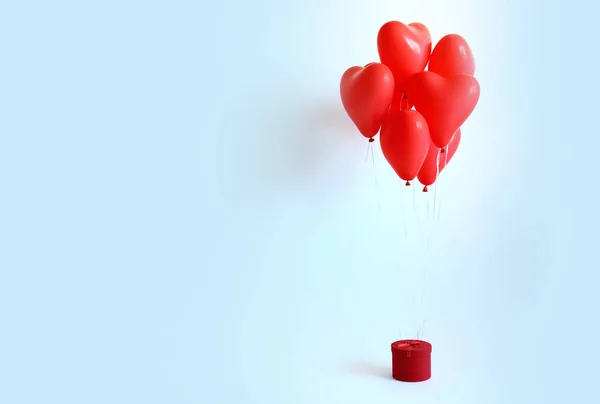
xmin=340 ymin=21 xmax=480 ymax=191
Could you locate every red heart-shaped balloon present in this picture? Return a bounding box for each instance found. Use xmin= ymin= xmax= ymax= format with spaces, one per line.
xmin=380 ymin=109 xmax=430 ymax=183
xmin=405 ymin=71 xmax=479 ymax=149
xmin=377 ymin=21 xmax=432 ymax=93
xmin=417 ymin=129 xmax=461 ymax=191
xmin=340 ymin=63 xmax=395 ymax=139
xmin=428 ymin=34 xmax=475 ymax=78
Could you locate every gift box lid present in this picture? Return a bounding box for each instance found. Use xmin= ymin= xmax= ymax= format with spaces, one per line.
xmin=391 ymin=339 xmax=432 ymax=357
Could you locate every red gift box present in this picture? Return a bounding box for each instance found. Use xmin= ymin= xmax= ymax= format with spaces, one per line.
xmin=391 ymin=339 xmax=432 ymax=382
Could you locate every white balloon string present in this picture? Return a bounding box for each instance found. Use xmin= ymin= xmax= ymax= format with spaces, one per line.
xmin=437 ymin=149 xmax=449 ymax=223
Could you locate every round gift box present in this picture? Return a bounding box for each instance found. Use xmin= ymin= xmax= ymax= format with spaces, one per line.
xmin=391 ymin=339 xmax=432 ymax=382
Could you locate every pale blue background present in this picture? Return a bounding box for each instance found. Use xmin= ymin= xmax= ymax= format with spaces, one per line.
xmin=0 ymin=0 xmax=597 ymax=403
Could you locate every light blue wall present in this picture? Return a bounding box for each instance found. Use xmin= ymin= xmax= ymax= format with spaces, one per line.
xmin=0 ymin=0 xmax=595 ymax=403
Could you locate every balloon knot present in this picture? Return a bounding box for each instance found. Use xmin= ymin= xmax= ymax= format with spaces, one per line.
xmin=405 ymin=181 xmax=411 ymax=186
xmin=368 ymin=138 xmax=375 ymax=143
xmin=440 ymin=147 xmax=446 ymax=153
xmin=400 ymin=92 xmax=408 ymax=110
xmin=423 ymin=186 xmax=428 ymax=192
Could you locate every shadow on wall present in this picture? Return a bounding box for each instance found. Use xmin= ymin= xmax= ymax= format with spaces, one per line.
xmin=256 ymin=97 xmax=365 ymax=198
